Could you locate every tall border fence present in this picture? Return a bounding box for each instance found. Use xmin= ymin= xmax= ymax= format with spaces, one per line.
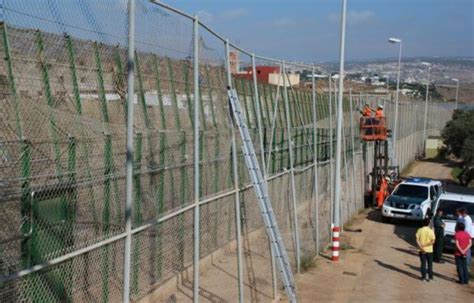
xmin=0 ymin=1 xmax=453 ymax=302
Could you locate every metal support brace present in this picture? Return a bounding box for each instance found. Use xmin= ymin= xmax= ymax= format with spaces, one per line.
xmin=282 ymin=62 xmax=301 ymax=274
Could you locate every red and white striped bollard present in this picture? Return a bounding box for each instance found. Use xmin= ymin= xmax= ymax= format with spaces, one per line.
xmin=332 ymin=226 xmax=340 ymax=261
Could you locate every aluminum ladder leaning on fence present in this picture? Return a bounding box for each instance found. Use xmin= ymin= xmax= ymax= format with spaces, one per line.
xmin=227 ymin=88 xmax=298 ymax=303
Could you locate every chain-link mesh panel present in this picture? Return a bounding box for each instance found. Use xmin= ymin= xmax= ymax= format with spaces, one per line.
xmin=0 ymin=1 xmax=128 ymax=302
xmin=0 ymin=1 xmax=455 ymax=302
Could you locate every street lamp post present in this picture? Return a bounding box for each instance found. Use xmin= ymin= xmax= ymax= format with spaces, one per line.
xmin=388 ymin=37 xmax=402 ymax=164
xmin=421 ymin=62 xmax=431 ymax=155
xmin=332 ymin=0 xmax=347 ymax=262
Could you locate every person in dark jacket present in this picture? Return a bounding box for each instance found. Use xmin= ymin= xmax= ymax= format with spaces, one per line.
xmin=433 ymin=208 xmax=445 ymax=263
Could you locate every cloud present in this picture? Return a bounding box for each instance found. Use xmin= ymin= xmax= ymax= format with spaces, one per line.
xmin=197 ymin=8 xmax=248 ymax=23
xmin=220 ymin=8 xmax=248 ymax=20
xmin=329 ymin=10 xmax=375 ymax=25
xmin=197 ymin=10 xmax=214 ymax=23
xmin=273 ymin=17 xmax=297 ymax=27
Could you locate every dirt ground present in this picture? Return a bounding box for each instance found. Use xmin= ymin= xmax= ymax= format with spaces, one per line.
xmin=295 ymin=161 xmax=474 ymax=303
xmin=401 ymin=159 xmax=456 ymax=181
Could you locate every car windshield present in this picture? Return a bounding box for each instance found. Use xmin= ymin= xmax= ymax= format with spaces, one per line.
xmin=437 ymin=199 xmax=474 ymax=221
xmin=393 ymin=184 xmax=427 ymax=199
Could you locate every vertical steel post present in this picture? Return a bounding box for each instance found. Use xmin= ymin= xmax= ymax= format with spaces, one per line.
xmin=342 ymin=125 xmax=350 ymax=226
xmin=225 ymin=40 xmax=244 ymax=303
xmin=123 ymin=1 xmax=135 ymax=302
xmin=251 ymin=53 xmax=277 ymax=299
xmin=349 ymin=89 xmax=357 ymax=212
xmin=422 ymin=64 xmax=431 ymax=155
xmin=333 ymin=0 xmax=347 ymax=261
xmin=282 ymin=61 xmax=301 ymax=273
xmin=193 ymin=16 xmax=201 ymax=303
xmin=251 ymin=54 xmax=266 ymax=173
xmin=385 ymin=74 xmax=389 ymax=109
xmin=311 ymin=67 xmax=320 ymax=254
xmin=328 ymin=76 xmax=334 ymax=224
xmin=2 ymin=23 xmax=23 ymax=136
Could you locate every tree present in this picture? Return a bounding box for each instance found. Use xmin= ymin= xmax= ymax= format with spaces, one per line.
xmin=442 ymin=110 xmax=474 ymax=157
xmin=462 ymin=137 xmax=474 ymax=167
xmin=442 ymin=109 xmax=474 ymax=186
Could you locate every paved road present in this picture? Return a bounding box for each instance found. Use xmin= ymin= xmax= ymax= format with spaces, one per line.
xmin=296 ymin=161 xmax=473 ymax=302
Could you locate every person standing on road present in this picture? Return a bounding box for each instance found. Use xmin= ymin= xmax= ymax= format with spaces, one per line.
xmin=456 ymin=208 xmax=465 ymax=224
xmin=416 ymin=218 xmax=436 ymax=281
xmin=376 ymin=176 xmax=389 ymax=209
xmin=454 ymin=222 xmax=472 ymax=285
xmin=433 ymin=208 xmax=445 ymax=263
xmin=459 ymin=208 xmax=473 ymax=269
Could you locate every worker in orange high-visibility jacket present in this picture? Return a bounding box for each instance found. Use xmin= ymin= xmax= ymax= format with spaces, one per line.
xmin=362 ymin=104 xmax=373 ymax=117
xmin=376 ymin=176 xmax=390 ymax=208
xmin=360 ymin=104 xmax=375 ymax=136
xmin=375 ymin=104 xmax=384 ymax=118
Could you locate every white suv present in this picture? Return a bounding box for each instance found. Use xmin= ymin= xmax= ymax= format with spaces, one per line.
xmin=382 ymin=177 xmax=442 ymax=222
xmin=432 ymin=185 xmax=474 ymax=250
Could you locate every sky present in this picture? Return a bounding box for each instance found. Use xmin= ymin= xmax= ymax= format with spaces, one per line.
xmin=1 ymin=0 xmax=472 ymax=63
xmin=168 ymin=0 xmax=474 ymax=62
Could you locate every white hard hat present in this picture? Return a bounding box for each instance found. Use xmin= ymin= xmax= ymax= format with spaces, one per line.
xmin=378 ymin=104 xmax=384 ymax=109
xmin=385 ymin=176 xmax=390 ymax=181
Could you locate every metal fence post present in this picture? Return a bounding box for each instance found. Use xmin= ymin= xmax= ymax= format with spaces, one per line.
xmin=282 ymin=61 xmax=301 ymax=273
xmin=225 ymin=40 xmax=244 ymax=303
xmin=193 ymin=15 xmax=201 ymax=303
xmin=328 ymin=76 xmax=334 ymax=227
xmin=311 ymin=66 xmax=320 ymax=254
xmin=251 ymin=53 xmax=278 ymax=299
xmin=349 ymin=89 xmax=357 ymax=213
xmin=123 ymin=1 xmax=135 ymax=302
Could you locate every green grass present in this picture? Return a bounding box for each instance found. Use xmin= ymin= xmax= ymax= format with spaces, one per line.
xmin=340 ymin=243 xmax=355 ymax=251
xmin=451 ymin=166 xmax=463 ymax=183
xmin=300 ymin=255 xmax=316 ymax=272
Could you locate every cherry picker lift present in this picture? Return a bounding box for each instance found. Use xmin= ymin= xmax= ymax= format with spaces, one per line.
xmin=360 ymin=115 xmax=399 ymax=208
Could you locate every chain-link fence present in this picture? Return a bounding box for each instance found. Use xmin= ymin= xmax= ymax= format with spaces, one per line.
xmin=0 ymin=1 xmax=454 ymax=302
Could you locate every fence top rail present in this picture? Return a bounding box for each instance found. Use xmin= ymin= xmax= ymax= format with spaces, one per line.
xmin=149 ymin=0 xmax=195 ymax=20
xmin=149 ymin=0 xmax=332 ymax=76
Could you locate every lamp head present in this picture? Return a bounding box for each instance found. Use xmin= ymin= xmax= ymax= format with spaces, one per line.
xmin=388 ymin=37 xmax=401 ymax=44
xmin=421 ymin=62 xmax=430 ymax=67
xmin=452 ymin=78 xmax=459 ymax=82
